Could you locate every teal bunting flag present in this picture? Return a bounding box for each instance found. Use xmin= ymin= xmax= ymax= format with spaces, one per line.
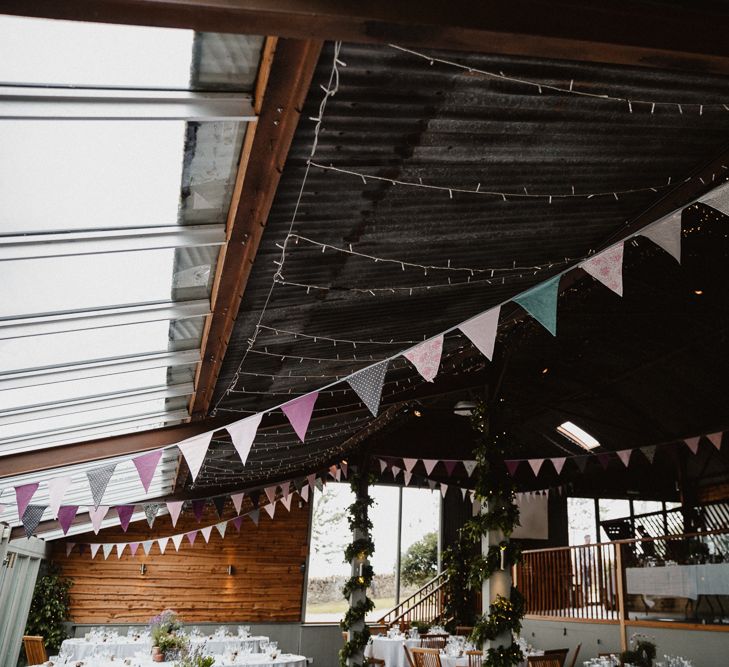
xmin=513 ymin=275 xmax=561 ymax=336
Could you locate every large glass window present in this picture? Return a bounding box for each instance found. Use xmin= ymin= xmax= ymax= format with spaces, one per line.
xmin=567 ymin=497 xmax=597 ymax=546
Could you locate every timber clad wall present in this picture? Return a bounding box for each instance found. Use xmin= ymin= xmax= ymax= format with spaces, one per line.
xmin=50 ymin=500 xmax=309 ymax=623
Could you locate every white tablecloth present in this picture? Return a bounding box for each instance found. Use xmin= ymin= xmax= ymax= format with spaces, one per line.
xmin=36 ymin=653 xmax=305 ymax=667
xmin=626 ymin=563 xmax=729 ymax=600
xmin=365 ymin=636 xmax=419 ymax=667
xmin=59 ymin=635 xmax=268 ymax=660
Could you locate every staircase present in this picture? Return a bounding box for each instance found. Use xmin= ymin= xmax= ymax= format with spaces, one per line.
xmin=378 ymin=572 xmax=448 ymax=627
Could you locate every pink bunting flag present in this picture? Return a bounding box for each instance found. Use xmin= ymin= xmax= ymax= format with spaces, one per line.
xmin=440 ymin=483 xmax=448 ymax=498
xmin=641 ymin=210 xmax=682 ymax=263
xmin=403 ymin=336 xmax=443 ymax=382
xmin=551 ymin=458 xmax=566 ymax=475
xmin=403 ymin=471 xmax=412 ymax=486
xmin=15 ymin=483 xmax=39 ymax=521
xmin=423 ymin=459 xmax=438 ymax=476
xmin=166 ymin=501 xmax=183 ymax=527
xmin=379 ymin=459 xmax=388 ymax=474
xmin=281 ymin=392 xmax=319 ymax=442
xmin=685 ymin=437 xmax=700 ymax=455
xmin=89 ymin=505 xmax=109 ymax=534
xmin=178 ymin=431 xmax=214 ymax=482
xmin=47 ymin=477 xmax=72 ymax=519
xmin=459 ymin=306 xmax=501 ymax=361
xmin=129 ymin=542 xmax=140 ymax=557
xmin=226 ymin=413 xmax=263 ymax=466
xmin=391 ymin=466 xmax=401 ymax=477
xmin=505 ymin=460 xmax=521 ymax=477
xmin=617 ymin=450 xmax=633 ymax=467
xmin=232 ymin=516 xmax=243 ymax=532
xmin=403 ymin=458 xmax=417 ymax=472
xmin=300 ymin=485 xmax=310 ymax=503
xmin=707 ymin=432 xmax=723 ymax=450
xmin=172 ymin=534 xmax=184 ymax=551
xmin=158 ymin=537 xmax=169 ymax=554
xmin=90 ymin=544 xmax=101 ymax=559
xmin=65 ymin=542 xmax=75 ymax=557
xmin=132 ymin=450 xmax=163 ymax=493
xmin=281 ymin=495 xmax=293 ymax=512
xmin=265 ymin=486 xmax=277 ymax=504
xmin=582 ymin=243 xmax=624 ymax=296
xmin=58 ymin=505 xmax=79 ymax=535
xmin=230 ymin=493 xmax=245 ymax=515
xmin=263 ymin=502 xmax=276 ymax=519
xmin=528 ymin=459 xmax=545 ymax=476
xmin=116 ymin=505 xmax=135 ymax=532
xmin=443 ymin=460 xmax=457 ymax=476
xmin=186 ymin=530 xmax=198 ymax=546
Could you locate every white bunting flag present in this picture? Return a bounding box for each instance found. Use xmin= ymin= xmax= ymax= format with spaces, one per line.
xmin=158 ymin=537 xmax=169 ymax=554
xmin=462 ymin=460 xmax=477 ymax=477
xmin=263 ymin=502 xmax=276 ymax=519
xmin=459 ymin=306 xmax=500 ymax=360
xmin=116 ymin=543 xmax=126 ymax=559
xmin=461 ymin=488 xmax=468 ymax=500
xmin=300 ymin=485 xmax=310 ymax=502
xmin=66 ymin=543 xmax=75 ymax=557
xmin=226 ymin=413 xmax=263 ymax=466
xmin=90 ymin=543 xmax=101 ymax=559
xmin=177 ymin=431 xmax=214 ymax=482
xmin=89 ymin=505 xmax=109 ymax=534
xmin=403 ymin=336 xmax=443 ymax=382
xmin=201 ymin=526 xmax=213 ymax=543
xmin=307 ymin=473 xmax=317 ymax=490
xmin=379 ymin=459 xmax=388 ymax=474
xmin=47 ymin=476 xmax=72 ymax=519
xmin=616 ymin=450 xmax=633 ymax=467
xmin=641 ymin=211 xmax=682 ymax=263
xmin=700 ymin=181 xmax=729 ymax=216
xmin=167 ymin=501 xmax=183 ymax=527
xmin=216 ymin=521 xmax=227 ymax=538
xmin=172 ymin=534 xmax=184 ymax=551
xmin=142 ymin=540 xmax=154 ymax=555
xmin=581 ymin=243 xmax=624 ymax=296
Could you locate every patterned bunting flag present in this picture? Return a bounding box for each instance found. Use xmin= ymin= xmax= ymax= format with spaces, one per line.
xmin=230 ymin=493 xmax=245 ymax=515
xmin=186 ymin=531 xmax=197 ymax=546
xmin=15 ymin=483 xmax=39 ymax=521
xmin=89 ymin=505 xmax=110 ymax=534
xmin=551 ymin=458 xmax=566 ymax=475
xmin=102 ymin=543 xmax=114 ymax=560
xmin=158 ymin=537 xmax=169 ymax=554
xmin=216 ymin=521 xmax=227 ymax=538
xmin=423 ymin=459 xmax=438 ymax=476
xmin=699 ymin=181 xmax=729 ymax=216
xmin=347 ymin=361 xmax=389 ymax=416
xmin=232 ymin=516 xmax=243 ymax=532
xmin=505 ymin=460 xmax=521 ymax=477
xmin=513 ymin=275 xmax=561 ymax=336
xmin=641 ymin=211 xmax=682 ymax=263
xmin=249 ymin=509 xmax=260 ymax=526
xmin=616 ymin=450 xmax=633 ymax=467
xmin=90 ymin=544 xmax=101 ymax=559
xmin=281 ymin=392 xmax=319 ymax=442
xmin=459 ymin=306 xmax=500 ymax=361
xmin=86 ymin=464 xmax=117 ymax=508
xmin=192 ymin=500 xmax=206 ymax=522
xmin=462 ymin=461 xmax=477 ymax=477
xmin=167 ymin=501 xmax=183 ymax=527
xmin=528 ymin=459 xmax=545 ymax=476
xmin=597 ymin=453 xmax=612 ymax=470
xmin=581 ymin=243 xmax=624 ymax=296
xmin=47 ymin=477 xmax=72 ymax=519
xmin=213 ymin=496 xmax=226 ymax=518
xmin=22 ymin=504 xmax=47 ymax=537
xmin=226 ymin=413 xmax=263 ymax=466
xmin=707 ymin=432 xmax=723 ymax=450
xmin=403 ymin=471 xmax=412 ymax=486
xmin=132 ymin=450 xmax=163 ymax=493
xmin=58 ymin=505 xmax=79 ymax=535
xmin=142 ymin=540 xmax=154 ymax=555
xmin=684 ymin=437 xmax=700 ymax=455
xmin=178 ymin=431 xmax=214 ymax=482
xmin=642 ymin=445 xmax=657 ymax=464
xmin=172 ymin=534 xmax=184 ymax=551
xmin=116 ymin=544 xmax=126 ymax=559
xmin=144 ymin=503 xmax=160 ymax=528
xmin=403 ymin=336 xmax=443 ymax=382
xmin=443 ymin=461 xmax=457 ymax=476
xmin=65 ymin=543 xmax=75 ymax=557
xmin=440 ymin=484 xmax=448 ymax=499
xmin=403 ymin=458 xmax=417 ymax=472
xmin=263 ymin=502 xmax=276 ymax=519
xmin=116 ymin=505 xmax=135 ymax=532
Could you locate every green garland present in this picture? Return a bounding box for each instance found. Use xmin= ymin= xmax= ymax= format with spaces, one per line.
xmin=339 ymin=468 xmax=377 ymax=667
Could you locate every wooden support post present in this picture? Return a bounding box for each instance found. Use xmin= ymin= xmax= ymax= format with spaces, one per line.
xmin=615 ymin=542 xmax=628 ymax=652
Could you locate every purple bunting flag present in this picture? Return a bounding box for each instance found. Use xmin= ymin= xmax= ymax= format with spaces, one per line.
xmin=129 ymin=542 xmax=140 ymax=557
xmin=574 ymin=456 xmax=590 ymax=473
xmin=116 ymin=505 xmax=135 ymax=532
xmin=505 ymin=460 xmax=521 ymax=477
xmin=186 ymin=530 xmax=197 ymax=546
xmin=58 ymin=505 xmax=79 ymax=535
xmin=443 ymin=460 xmax=458 ymax=476
xmin=192 ymin=499 xmax=206 ymax=522
xmin=15 ymin=483 xmax=39 ymax=521
xmin=281 ymin=392 xmax=319 ymax=442
xmin=597 ymin=452 xmax=612 ymax=470
xmin=132 ymin=450 xmax=163 ymax=493
xmin=232 ymin=516 xmax=243 ymax=532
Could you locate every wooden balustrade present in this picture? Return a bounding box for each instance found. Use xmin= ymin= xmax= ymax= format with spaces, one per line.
xmin=378 ymin=572 xmax=447 ymax=627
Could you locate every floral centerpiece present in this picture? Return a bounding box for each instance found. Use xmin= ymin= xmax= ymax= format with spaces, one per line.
xmin=175 ymin=642 xmax=215 ymax=667
xmin=621 ymin=633 xmax=657 ymax=667
xmin=149 ymin=609 xmax=188 ymax=661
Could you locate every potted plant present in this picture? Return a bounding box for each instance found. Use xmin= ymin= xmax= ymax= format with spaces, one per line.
xmin=175 ymin=642 xmax=215 ymax=667
xmin=149 ymin=609 xmax=186 ymax=661
xmin=621 ymin=633 xmax=657 ymax=667
xmin=24 ymin=563 xmax=72 ymax=657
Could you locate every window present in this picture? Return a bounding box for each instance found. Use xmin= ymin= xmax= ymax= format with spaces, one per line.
xmin=557 ymin=421 xmax=601 ymax=450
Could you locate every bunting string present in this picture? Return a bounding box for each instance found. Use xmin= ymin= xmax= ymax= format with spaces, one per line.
xmin=255 ymin=324 xmax=422 ymax=346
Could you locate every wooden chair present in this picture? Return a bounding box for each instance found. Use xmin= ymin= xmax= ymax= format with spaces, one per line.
xmin=420 ymin=634 xmax=448 ymax=649
xmin=544 ymin=648 xmax=569 ymax=667
xmin=23 ymin=636 xmax=47 ymax=665
xmin=527 ymin=657 xmax=561 ymax=667
xmin=411 ymin=647 xmax=443 ymax=667
xmin=404 ymin=645 xmax=417 ymax=667
xmin=455 ymin=626 xmax=474 ymax=636
xmin=466 ymin=649 xmax=483 ymax=667
xmin=567 ymin=644 xmax=582 ymax=667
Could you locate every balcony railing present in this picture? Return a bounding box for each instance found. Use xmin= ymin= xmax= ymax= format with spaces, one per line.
xmin=378 ymin=572 xmax=448 ymax=627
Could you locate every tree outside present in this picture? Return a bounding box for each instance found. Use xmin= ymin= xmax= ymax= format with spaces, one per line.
xmin=400 ymin=531 xmax=438 ymax=587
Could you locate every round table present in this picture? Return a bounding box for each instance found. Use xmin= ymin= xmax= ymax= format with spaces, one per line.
xmin=365 ymin=636 xmax=420 ymax=667
xmin=36 ymin=653 xmax=307 ymax=667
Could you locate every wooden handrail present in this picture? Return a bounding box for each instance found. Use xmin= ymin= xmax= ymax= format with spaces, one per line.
xmin=378 ymin=572 xmax=448 ymax=625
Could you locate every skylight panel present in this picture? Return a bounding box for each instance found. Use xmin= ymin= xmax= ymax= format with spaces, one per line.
xmin=557 ymin=421 xmax=601 ymax=450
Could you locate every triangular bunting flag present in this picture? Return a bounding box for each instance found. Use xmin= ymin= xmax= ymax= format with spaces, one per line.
xmin=707 ymin=432 xmax=723 ymax=450
xmin=172 ymin=534 xmax=184 ymax=551
xmin=15 ymin=483 xmax=39 ymax=521
xmin=440 ymin=483 xmax=448 ymax=498
xmin=505 ymin=460 xmax=521 ymax=477
xmin=423 ymin=459 xmax=438 ymax=476
xmin=340 ymin=461 xmax=348 ymax=477
xmin=403 ymin=471 xmax=412 ymax=486
xmin=461 ymin=488 xmax=468 ymax=500
xmin=144 ymin=503 xmax=160 ymax=528
xmin=641 ymin=211 xmax=681 ymax=263
xmin=158 ymin=537 xmax=169 ymax=554
xmin=463 ymin=461 xmax=477 ymax=477
xmin=617 ymin=450 xmax=633 ymax=467
xmin=116 ymin=543 xmax=126 ymax=559
xmin=186 ymin=530 xmax=197 ymax=546
xmin=89 ymin=505 xmax=109 ymax=534
xmin=226 ymin=413 xmax=263 ymax=466
xmin=263 ymin=502 xmax=276 ymax=519
xmin=574 ymin=456 xmax=590 ymax=473
xmin=528 ymin=459 xmax=545 ymax=476
xmin=90 ymin=544 xmax=101 ymax=559
xmin=300 ymin=485 xmax=310 ymax=503
xmin=132 ymin=450 xmax=163 ymax=493
xmin=391 ymin=466 xmax=401 ymax=477
xmin=22 ymin=504 xmax=46 ymax=537
xmin=403 ymin=458 xmax=417 ymax=472
xmin=65 ymin=543 xmax=75 ymax=557
xmin=232 ymin=516 xmax=243 ymax=532
xmin=230 ymin=493 xmax=245 ymax=515
xmin=581 ymin=243 xmax=624 ymax=296
xmin=328 ymin=465 xmax=338 ymax=479
xmin=129 ymin=542 xmax=139 ymax=557
xmin=597 ymin=452 xmax=612 ymax=470
xmin=142 ymin=539 xmax=154 ymax=555
xmin=443 ymin=461 xmax=457 ymax=476
xmin=213 ymin=496 xmax=226 ymax=518
xmin=347 ymin=361 xmax=389 ymax=416
xmin=216 ymin=521 xmax=227 ymax=538
xmin=642 ymin=445 xmax=657 ymax=464
xmin=281 ymin=392 xmax=319 ymax=442
xmin=513 ymin=275 xmax=561 ymax=336
xmin=551 ymin=458 xmax=566 ymax=475
xmin=265 ymin=486 xmax=277 ymax=504
xmin=58 ymin=505 xmax=79 ymax=535
xmin=427 ymin=480 xmax=436 ymax=490
xmin=403 ymin=336 xmax=443 ymax=382
xmin=249 ymin=490 xmax=261 ymax=508
xmin=86 ymin=464 xmax=117 ymax=508
xmin=684 ymin=437 xmax=700 ymax=455
xmin=307 ymin=473 xmax=317 ymax=490
xmin=192 ymin=500 xmax=206 ymax=522
xmin=699 ymin=181 xmax=729 ymax=216
xmin=281 ymin=495 xmax=293 ymax=512
xmin=167 ymin=501 xmax=183 ymax=527
xmin=178 ymin=431 xmax=214 ymax=482
xmin=249 ymin=508 xmax=260 ymax=526
xmin=459 ymin=306 xmax=500 ymax=361
xmin=47 ymin=477 xmax=72 ymax=519
xmin=102 ymin=543 xmax=114 ymax=560
xmin=201 ymin=525 xmax=213 ymax=543
xmin=282 ymin=483 xmax=291 ymax=502
xmin=379 ymin=459 xmax=388 ymax=474
xmin=117 ymin=505 xmax=135 ymax=532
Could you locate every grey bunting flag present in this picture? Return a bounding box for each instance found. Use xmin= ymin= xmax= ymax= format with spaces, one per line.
xmin=642 ymin=445 xmax=658 ymax=464
xmin=249 ymin=508 xmax=260 ymax=526
xmin=86 ymin=464 xmax=117 ymax=508
xmin=700 ymin=181 xmax=729 ymax=216
xmin=22 ymin=504 xmax=47 ymax=537
xmin=144 ymin=503 xmax=160 ymax=528
xmin=347 ymin=360 xmax=389 ymax=416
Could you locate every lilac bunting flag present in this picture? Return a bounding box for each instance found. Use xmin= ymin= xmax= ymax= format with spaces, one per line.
xmin=597 ymin=452 xmax=612 ymax=470
xmin=379 ymin=459 xmax=388 ymax=474
xmin=641 ymin=211 xmax=682 ymax=263
xmin=116 ymin=505 xmax=135 ymax=532
xmin=22 ymin=504 xmax=47 ymax=537
xmin=347 ymin=361 xmax=389 ymax=416
xmin=459 ymin=306 xmax=501 ymax=361
xmin=403 ymin=471 xmax=412 ymax=486
xmin=167 ymin=501 xmax=183 ymax=527
xmin=263 ymin=502 xmax=276 ymax=519
xmin=65 ymin=542 xmax=75 ymax=557
xmin=186 ymin=530 xmax=197 ymax=546
xmin=142 ymin=540 xmax=154 ymax=555
xmin=282 ymin=483 xmax=291 ymax=502
xmin=89 ymin=505 xmax=109 ymax=534
xmin=265 ymin=486 xmax=277 ymax=504
xmin=551 ymin=457 xmax=566 ymax=475
xmin=642 ymin=445 xmax=657 ymax=464
xmin=132 ymin=450 xmax=163 ymax=493
xmin=281 ymin=392 xmax=319 ymax=442
xmin=685 ymin=437 xmax=700 ymax=455
xmin=617 ymin=450 xmax=633 ymax=467
xmin=300 ymin=485 xmax=310 ymax=503
xmin=129 ymin=542 xmax=139 ymax=557
xmin=216 ymin=521 xmax=227 ymax=538
xmin=699 ymin=181 xmax=729 ymax=216
xmin=116 ymin=543 xmax=126 ymax=559
xmin=462 ymin=460 xmax=477 ymax=477
xmin=230 ymin=493 xmax=245 ymax=515
xmin=102 ymin=543 xmax=114 ymax=560
xmin=581 ymin=243 xmax=624 ymax=296
xmin=403 ymin=336 xmax=443 ymax=382
xmin=172 ymin=534 xmax=184 ymax=551
xmin=192 ymin=500 xmax=206 ymax=522
xmin=423 ymin=459 xmax=438 ymax=476
xmin=232 ymin=516 xmax=243 ymax=532
xmin=158 ymin=537 xmax=169 ymax=554
xmin=86 ymin=464 xmax=116 ymax=508
xmin=443 ymin=460 xmax=457 ymax=476
xmin=440 ymin=483 xmax=448 ymax=499
xmin=403 ymin=458 xmax=417 ymax=472
xmin=47 ymin=477 xmax=72 ymax=519
xmin=513 ymin=275 xmax=561 ymax=336
xmin=58 ymin=505 xmax=79 ymax=535
xmin=90 ymin=544 xmax=101 ymax=559
xmin=144 ymin=503 xmax=160 ymax=528
xmin=707 ymin=432 xmax=723 ymax=450
xmin=15 ymin=483 xmax=39 ymax=521
xmin=249 ymin=508 xmax=260 ymax=526
xmin=528 ymin=459 xmax=545 ymax=476
xmin=178 ymin=431 xmax=214 ymax=482
xmin=505 ymin=460 xmax=521 ymax=477
xmin=226 ymin=413 xmax=263 ymax=466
